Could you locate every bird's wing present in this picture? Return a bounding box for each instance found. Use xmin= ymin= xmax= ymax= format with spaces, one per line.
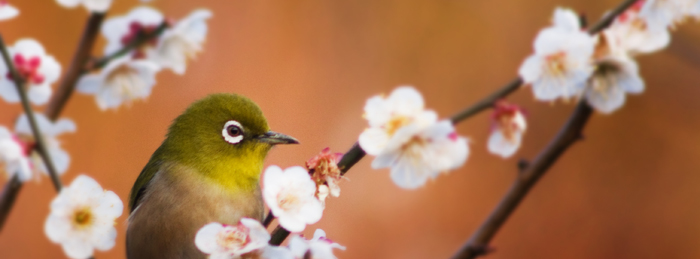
xmin=129 ymin=150 xmax=165 ymax=213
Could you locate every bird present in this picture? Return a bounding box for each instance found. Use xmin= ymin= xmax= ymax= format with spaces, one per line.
xmin=126 ymin=93 xmax=298 ymax=258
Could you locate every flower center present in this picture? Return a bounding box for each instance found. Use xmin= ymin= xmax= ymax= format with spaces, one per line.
xmin=544 ymin=52 xmax=568 ymax=77
xmin=498 ymin=115 xmax=519 ymax=143
xmin=384 ymin=116 xmax=411 ymax=136
xmin=72 ymin=207 xmax=93 ymax=229
xmin=216 ymin=226 xmax=249 ymax=250
xmin=7 ymin=54 xmax=45 ymax=84
xmin=277 ymin=192 xmax=301 ymax=211
xmin=11 ymin=135 xmax=34 ymax=157
xmin=106 ymin=64 xmax=143 ymax=99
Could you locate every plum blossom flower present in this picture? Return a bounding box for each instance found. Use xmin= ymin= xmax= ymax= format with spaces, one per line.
xmin=487 ymin=101 xmax=527 ymax=158
xmin=306 ymin=148 xmax=344 ymax=203
xmin=289 ymin=229 xmax=345 ymax=259
xmin=518 ymin=8 xmax=596 ymax=101
xmin=639 ymin=0 xmax=699 ymax=28
xmin=372 ymin=120 xmax=469 ymax=189
xmin=0 ymin=39 xmax=61 ymax=105
xmin=359 ymin=86 xmax=469 ymax=189
xmin=44 ymin=175 xmax=123 ymax=259
xmin=195 ymin=218 xmax=270 ymax=259
xmin=150 ymin=9 xmax=212 ymax=75
xmin=76 ymin=56 xmax=160 ymax=110
xmin=605 ymin=1 xmax=670 ymax=55
xmin=263 ymin=166 xmax=323 ymax=233
xmin=0 ymin=126 xmax=32 ymax=181
xmin=55 ymin=0 xmax=112 ymax=13
xmin=15 ymin=113 xmax=75 ymax=176
xmin=101 ymin=7 xmax=164 ymax=58
xmin=358 ymin=86 xmax=437 ymax=155
xmin=0 ymin=2 xmax=19 ymax=21
xmin=584 ymin=32 xmax=645 ymax=114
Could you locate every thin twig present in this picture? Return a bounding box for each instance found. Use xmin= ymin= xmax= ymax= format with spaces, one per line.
xmin=89 ymin=21 xmax=169 ymax=70
xmin=0 ymin=175 xmax=21 ymax=231
xmin=0 ymin=13 xmax=107 ymax=232
xmin=263 ymin=211 xmax=275 ymax=228
xmin=0 ymin=35 xmax=63 ymax=192
xmin=45 ymin=13 xmax=105 ymax=121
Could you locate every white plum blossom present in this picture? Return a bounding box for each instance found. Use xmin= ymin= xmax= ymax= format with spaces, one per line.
xmin=518 ymin=8 xmax=596 ymax=101
xmin=55 ymin=0 xmax=112 ymax=13
xmin=195 ymin=218 xmax=270 ymax=259
xmin=371 ymin=120 xmax=469 ymax=189
xmin=605 ymin=2 xmax=670 ymax=54
xmin=76 ymin=56 xmax=160 ymax=110
xmin=15 ymin=113 xmax=75 ymax=176
xmin=0 ymin=39 xmax=61 ymax=105
xmin=263 ymin=166 xmax=323 ymax=233
xmin=358 ymin=86 xmax=437 ymax=156
xmin=0 ymin=126 xmax=32 ymax=181
xmin=289 ymin=229 xmax=345 ymax=259
xmin=639 ymin=0 xmax=700 ymax=28
xmin=0 ymin=2 xmax=19 ymax=21
xmin=487 ymin=101 xmax=527 ymax=158
xmin=44 ymin=175 xmax=123 ymax=259
xmin=150 ymin=9 xmax=212 ymax=74
xmin=359 ymin=86 xmax=469 ymax=189
xmin=101 ymin=7 xmax=164 ymax=57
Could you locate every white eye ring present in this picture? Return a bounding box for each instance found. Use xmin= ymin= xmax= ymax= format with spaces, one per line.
xmin=222 ymin=120 xmax=244 ymax=144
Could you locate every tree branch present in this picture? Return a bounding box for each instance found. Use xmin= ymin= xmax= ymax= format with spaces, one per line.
xmin=45 ymin=13 xmax=105 ymax=121
xmin=0 ymin=34 xmax=63 ymax=192
xmin=0 ymin=12 xmax=107 ymax=233
xmin=451 ymin=102 xmax=592 ymax=259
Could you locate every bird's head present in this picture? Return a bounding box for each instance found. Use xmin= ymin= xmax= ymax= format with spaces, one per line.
xmin=160 ymin=93 xmax=298 ymax=188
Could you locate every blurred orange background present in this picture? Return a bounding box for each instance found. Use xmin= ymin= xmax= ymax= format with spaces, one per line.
xmin=1 ymin=0 xmax=700 ymax=258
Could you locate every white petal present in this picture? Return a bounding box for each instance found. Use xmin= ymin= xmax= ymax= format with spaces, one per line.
xmin=93 ymin=227 xmax=117 ymax=251
xmin=83 ymin=0 xmax=113 ymax=12
xmin=487 ymin=130 xmax=522 ymax=158
xmin=278 ymin=214 xmax=306 ymax=233
xmin=0 ymin=81 xmax=20 ymax=103
xmin=48 ymin=147 xmax=71 ymax=175
xmin=0 ymin=4 xmax=19 ymax=21
xmin=40 ymin=55 xmax=62 ymax=85
xmin=312 ymin=229 xmax=326 ymax=240
xmin=518 ymin=55 xmax=543 ymax=84
xmin=240 ymin=218 xmax=271 ymax=248
xmin=387 ymin=86 xmax=425 ymax=116
xmin=261 ymin=246 xmax=296 ymax=259
xmin=95 ymin=190 xmax=123 ymax=218
xmin=389 ymin=158 xmax=432 ymax=189
xmin=358 ymin=128 xmax=389 ymax=156
xmin=13 ymin=39 xmax=46 ymax=56
xmin=298 ymin=199 xmax=323 ymax=224
xmin=44 ymin=214 xmax=70 ymax=243
xmin=56 ymin=0 xmax=81 ymax=8
xmin=363 ymin=96 xmax=390 ymax=127
xmin=27 ymin=84 xmax=52 ymax=105
xmin=61 ymin=238 xmax=94 ymax=259
xmin=288 ymin=235 xmax=310 ymax=257
xmin=552 ymin=8 xmax=581 ymax=32
xmin=194 ymin=223 xmax=224 ymax=254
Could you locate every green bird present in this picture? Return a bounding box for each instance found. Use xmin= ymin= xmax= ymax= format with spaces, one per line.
xmin=126 ymin=93 xmax=298 ymax=259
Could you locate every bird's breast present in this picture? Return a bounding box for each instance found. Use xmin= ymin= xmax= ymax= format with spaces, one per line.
xmin=126 ymin=162 xmax=264 ymax=259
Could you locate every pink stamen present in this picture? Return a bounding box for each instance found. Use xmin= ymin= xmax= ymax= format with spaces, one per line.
xmin=9 ymin=54 xmax=45 ymax=84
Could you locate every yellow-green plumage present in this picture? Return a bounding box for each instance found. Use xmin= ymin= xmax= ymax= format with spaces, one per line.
xmin=126 ymin=93 xmax=297 ymax=259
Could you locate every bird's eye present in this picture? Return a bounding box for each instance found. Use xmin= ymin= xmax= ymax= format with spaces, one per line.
xmin=222 ymin=120 xmax=244 ymax=144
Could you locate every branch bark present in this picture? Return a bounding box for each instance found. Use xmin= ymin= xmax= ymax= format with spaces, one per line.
xmin=451 ymin=102 xmax=593 ymax=259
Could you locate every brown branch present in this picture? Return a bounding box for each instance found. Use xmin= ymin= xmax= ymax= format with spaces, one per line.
xmin=45 ymin=13 xmax=105 ymax=121
xmin=0 ymin=13 xmax=107 ymax=233
xmin=0 ymin=34 xmax=63 ymax=192
xmin=451 ymin=102 xmax=593 ymax=259
xmin=0 ymin=175 xmax=21 ymax=231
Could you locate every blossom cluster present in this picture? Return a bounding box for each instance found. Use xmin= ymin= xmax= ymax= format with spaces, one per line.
xmin=0 ymin=1 xmax=211 ymax=258
xmin=520 ymin=1 xmax=695 ymax=114
xmin=195 ymin=220 xmax=345 ymax=259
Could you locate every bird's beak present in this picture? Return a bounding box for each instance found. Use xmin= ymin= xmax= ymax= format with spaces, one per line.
xmin=257 ymin=131 xmax=299 ymax=145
